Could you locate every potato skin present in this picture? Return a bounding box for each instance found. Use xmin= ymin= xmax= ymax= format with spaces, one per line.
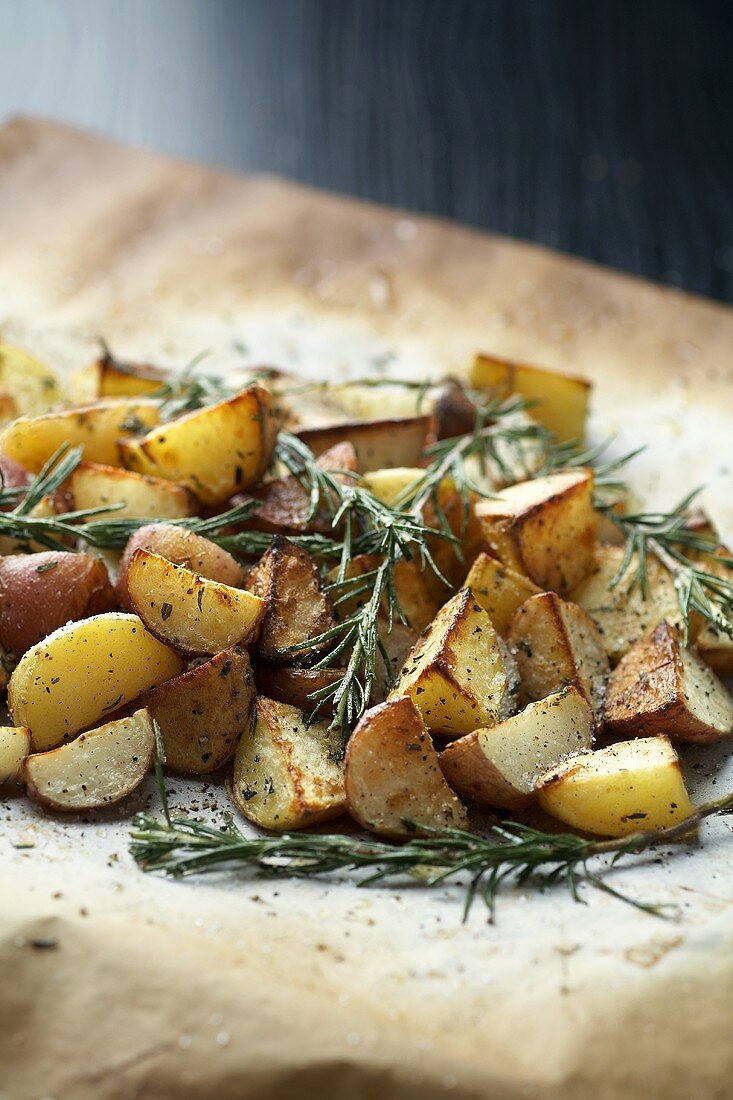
xmin=246 ymin=536 xmax=335 ymax=661
xmin=0 ymin=552 xmax=117 ymax=658
xmin=0 ymin=454 xmax=32 ymax=502
xmin=344 ymin=695 xmax=468 ymax=838
xmin=129 ymin=648 xmax=255 ymax=773
xmin=117 ymin=522 xmax=245 ymax=610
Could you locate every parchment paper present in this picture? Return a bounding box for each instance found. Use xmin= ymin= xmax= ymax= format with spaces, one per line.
xmin=0 ymin=117 xmax=732 ymax=1100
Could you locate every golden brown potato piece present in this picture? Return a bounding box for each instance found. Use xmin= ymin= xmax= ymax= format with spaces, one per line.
xmin=604 ymin=621 xmax=733 ymax=744
xmin=463 ymin=552 xmax=542 ymax=634
xmin=0 ymin=400 xmax=160 ymax=472
xmin=68 ymin=462 xmax=197 ymax=520
xmin=243 ymin=440 xmax=358 ymax=536
xmin=0 ymin=725 xmax=30 ymax=785
xmin=297 ymin=415 xmax=433 ymax=472
xmin=72 ymin=350 xmax=169 ymax=400
xmin=246 ymin=536 xmax=335 ymax=661
xmin=536 ymin=735 xmax=694 ymax=837
xmin=126 ymin=549 xmax=266 ymax=656
xmin=131 ymin=648 xmax=255 ymax=773
xmin=117 ymin=523 xmax=245 ymax=610
xmin=231 ymin=697 xmax=346 ymax=830
xmin=476 ymin=470 xmax=597 ymax=594
xmin=570 ymin=544 xmax=684 ymax=663
xmin=0 ymin=552 xmax=117 ymax=658
xmin=470 ymin=353 xmax=591 ymax=443
xmin=344 ymin=695 xmax=468 ymax=838
xmin=8 ymin=612 xmax=185 ymax=751
xmin=23 ymin=709 xmax=155 ymax=812
xmin=508 ymin=592 xmax=610 ymax=721
xmin=439 ymin=686 xmax=594 ymax=810
xmin=694 ymin=548 xmax=733 ymax=672
xmin=0 ymin=341 xmax=63 ymax=416
xmin=388 ymin=588 xmax=508 ymax=737
xmin=431 ymin=380 xmax=479 ymax=440
xmin=119 ymin=385 xmax=277 ymax=505
xmin=252 ymin=663 xmax=343 ymax=714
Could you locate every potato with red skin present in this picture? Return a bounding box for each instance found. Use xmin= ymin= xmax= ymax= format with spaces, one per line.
xmin=0 ymin=454 xmax=32 ymax=503
xmin=116 ymin=522 xmax=246 ymax=610
xmin=0 ymin=552 xmax=117 ymax=658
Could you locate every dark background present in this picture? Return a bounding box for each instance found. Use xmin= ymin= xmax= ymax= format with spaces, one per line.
xmin=1 ymin=0 xmax=732 ymax=301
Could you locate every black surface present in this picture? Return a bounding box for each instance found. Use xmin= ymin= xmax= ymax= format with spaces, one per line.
xmin=1 ymin=0 xmax=732 ymax=301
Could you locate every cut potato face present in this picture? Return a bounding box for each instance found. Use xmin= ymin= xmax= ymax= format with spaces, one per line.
xmin=68 ymin=462 xmax=197 ymax=520
xmin=388 ymin=587 xmax=508 ymax=737
xmin=119 ymin=385 xmax=277 ymax=505
xmin=0 ymin=400 xmax=160 ymax=472
xmin=344 ymin=695 xmax=468 ymax=838
xmin=476 ymin=470 xmax=598 ymax=594
xmin=23 ymin=709 xmax=155 ymax=812
xmin=0 ymin=725 xmax=30 ymax=785
xmin=469 ymin=353 xmax=591 ymax=443
xmin=252 ymin=663 xmax=343 ymax=714
xmin=464 ymin=552 xmax=542 ymax=634
xmin=362 ymin=467 xmax=423 ymax=507
xmin=126 ymin=549 xmax=266 ymax=656
xmin=329 ymin=553 xmax=441 ymax=634
xmin=508 ymin=592 xmax=610 ymax=721
xmin=603 ymin=621 xmax=733 ymax=744
xmin=570 ymin=544 xmax=685 ymax=663
xmin=297 ymin=415 xmax=433 ymax=472
xmin=0 ymin=551 xmax=117 ymax=658
xmin=117 ymin=523 xmax=245 ymax=610
xmin=536 ymin=735 xmax=695 ymax=837
xmin=8 ymin=613 xmax=185 ymax=751
xmin=246 ymin=536 xmax=335 ymax=661
xmin=131 ymin=648 xmax=255 ymax=774
xmin=0 ymin=341 xmax=63 ymax=416
xmin=439 ymin=686 xmax=593 ymax=809
xmin=231 ymin=697 xmax=346 ymax=830
xmin=72 ymin=352 xmax=169 ymax=400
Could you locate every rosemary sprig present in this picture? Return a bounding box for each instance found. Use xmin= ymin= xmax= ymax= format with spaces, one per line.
xmin=130 ymin=789 xmax=733 ymax=921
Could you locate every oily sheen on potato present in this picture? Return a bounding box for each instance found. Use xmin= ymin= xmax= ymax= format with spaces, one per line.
xmin=536 ymin=735 xmax=695 ymax=838
xmin=125 ymin=549 xmax=266 ymax=656
xmin=0 ymin=725 xmax=30 ymax=785
xmin=8 ymin=613 xmax=185 ymax=751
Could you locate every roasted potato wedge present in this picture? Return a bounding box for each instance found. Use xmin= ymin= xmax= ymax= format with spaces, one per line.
xmin=570 ymin=544 xmax=684 ymax=663
xmin=470 ymin=353 xmax=591 ymax=443
xmin=246 ymin=536 xmax=335 ymax=661
xmin=0 ymin=341 xmax=63 ymax=416
xmin=252 ymin=663 xmax=343 ymax=714
xmin=23 ymin=709 xmax=155 ymax=812
xmin=329 ymin=553 xmax=441 ymax=634
xmin=464 ymin=551 xmax=542 ymax=634
xmin=131 ymin=648 xmax=255 ymax=773
xmin=508 ymin=592 xmax=610 ymax=721
xmin=362 ymin=467 xmax=423 ymax=506
xmin=439 ymin=686 xmax=593 ymax=810
xmin=68 ymin=462 xmax=197 ymax=519
xmin=476 ymin=470 xmax=597 ymax=594
xmin=0 ymin=552 xmax=117 ymax=658
xmin=126 ymin=549 xmax=266 ymax=656
xmin=72 ymin=351 xmax=169 ymax=400
xmin=536 ymin=735 xmax=695 ymax=837
xmin=344 ymin=695 xmax=468 ymax=838
xmin=117 ymin=522 xmax=245 ymax=610
xmin=231 ymin=697 xmax=346 ymax=830
xmin=388 ymin=587 xmax=508 ymax=737
xmin=297 ymin=415 xmax=433 ymax=472
xmin=8 ymin=613 xmax=184 ymax=751
xmin=372 ymin=621 xmax=420 ymax=705
xmin=604 ymin=621 xmax=733 ymax=744
xmin=0 ymin=725 xmax=30 ymax=785
xmin=0 ymin=399 xmax=160 ymax=472
xmin=244 ymin=441 xmax=357 ymax=536
xmin=119 ymin=385 xmax=277 ymax=505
